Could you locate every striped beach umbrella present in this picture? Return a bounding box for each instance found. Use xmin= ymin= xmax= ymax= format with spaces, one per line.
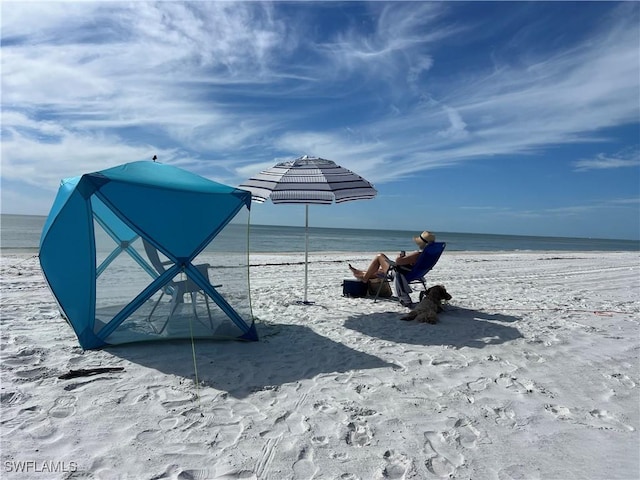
xmin=239 ymin=155 xmax=377 ymax=304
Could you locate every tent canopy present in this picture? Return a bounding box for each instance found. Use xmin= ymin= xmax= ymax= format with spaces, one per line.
xmin=40 ymin=161 xmax=257 ymax=349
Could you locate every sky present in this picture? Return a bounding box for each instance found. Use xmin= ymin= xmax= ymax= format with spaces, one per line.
xmin=1 ymin=1 xmax=639 ymax=240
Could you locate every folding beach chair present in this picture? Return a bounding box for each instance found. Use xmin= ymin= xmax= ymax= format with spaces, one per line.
xmin=373 ymin=242 xmax=446 ymax=305
xmin=143 ymin=240 xmax=214 ymax=333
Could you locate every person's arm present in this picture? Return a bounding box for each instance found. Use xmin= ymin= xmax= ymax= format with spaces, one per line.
xmin=395 ymin=250 xmax=420 ymax=266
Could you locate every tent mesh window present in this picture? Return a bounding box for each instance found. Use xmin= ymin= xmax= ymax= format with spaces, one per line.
xmin=92 ymin=204 xmax=252 ymax=345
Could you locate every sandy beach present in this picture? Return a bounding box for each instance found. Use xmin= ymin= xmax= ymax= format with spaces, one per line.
xmin=1 ymin=250 xmax=638 ymax=480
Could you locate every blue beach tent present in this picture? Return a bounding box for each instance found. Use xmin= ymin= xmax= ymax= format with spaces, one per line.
xmin=40 ymin=161 xmax=258 ymax=349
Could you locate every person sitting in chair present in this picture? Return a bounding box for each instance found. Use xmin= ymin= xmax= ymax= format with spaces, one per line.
xmin=348 ymin=230 xmax=436 ymax=282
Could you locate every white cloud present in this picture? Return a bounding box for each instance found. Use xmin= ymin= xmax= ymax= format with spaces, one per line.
xmin=608 ymin=197 xmax=640 ymax=206
xmin=310 ymin=2 xmax=454 ymax=90
xmin=462 ymin=199 xmax=640 ymax=220
xmin=1 ymin=125 xmax=156 ymax=191
xmin=437 ymin=106 xmax=469 ymax=139
xmin=573 ymin=151 xmax=640 ymax=172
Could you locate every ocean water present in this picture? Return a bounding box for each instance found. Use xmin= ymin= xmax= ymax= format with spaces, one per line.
xmin=2 ymin=214 xmax=638 ymax=253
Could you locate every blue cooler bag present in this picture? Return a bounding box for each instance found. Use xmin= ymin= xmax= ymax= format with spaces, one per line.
xmin=342 ymin=279 xmax=368 ymax=298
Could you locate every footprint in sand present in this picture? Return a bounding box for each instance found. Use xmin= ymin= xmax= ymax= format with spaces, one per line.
xmin=136 ymin=429 xmax=163 ymax=442
xmin=158 ymin=416 xmax=183 ymax=431
xmin=292 ymin=446 xmax=319 ymax=479
xmin=467 ymin=377 xmax=492 ymax=392
xmin=48 ymin=395 xmax=77 ymax=418
xmin=90 ymin=458 xmax=122 ymax=479
xmin=495 ymin=374 xmax=522 ymax=392
xmin=22 ymin=415 xmax=60 ymax=441
xmin=345 ymin=420 xmax=373 ymax=447
xmin=544 ymin=404 xmax=572 ymax=420
xmin=495 ymin=374 xmax=545 ymax=395
xmin=147 ymin=385 xmax=196 ymax=409
xmin=587 ymin=408 xmax=635 ymax=432
xmin=209 ymin=423 xmax=243 ymax=450
xmin=382 ymin=450 xmax=414 ymax=479
xmin=423 ymin=431 xmax=464 ymax=478
xmin=484 ymin=405 xmax=518 ymax=428
xmin=148 ymin=464 xmax=215 ymax=480
xmin=544 ymin=404 xmax=635 ymax=432
xmin=429 ymin=351 xmax=468 ymax=369
xmin=181 ymin=406 xmax=237 ymax=432
xmin=3 ymin=348 xmax=46 ymax=367
xmin=453 ymin=417 xmax=480 ymax=449
xmin=313 ymin=399 xmax=338 ymax=414
xmin=260 ymin=411 xmax=309 ymax=439
xmin=14 ymin=366 xmax=50 ymax=382
xmin=606 ymin=373 xmax=636 ymax=389
xmin=1 ymin=405 xmax=41 ymax=436
xmin=485 ymin=355 xmax=519 ymax=373
xmin=330 ymin=451 xmax=349 ymax=461
xmin=522 ymin=350 xmax=546 ymax=363
xmin=311 ymin=435 xmax=329 ymax=446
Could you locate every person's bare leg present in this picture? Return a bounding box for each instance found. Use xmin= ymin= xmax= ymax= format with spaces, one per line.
xmin=349 ymin=264 xmax=365 ymax=279
xmin=362 ymin=254 xmax=391 ymax=282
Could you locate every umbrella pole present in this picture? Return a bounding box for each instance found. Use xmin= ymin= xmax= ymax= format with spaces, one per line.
xmin=304 ymin=204 xmax=309 ymax=303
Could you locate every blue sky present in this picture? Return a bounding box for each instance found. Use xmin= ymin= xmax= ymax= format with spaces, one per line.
xmin=1 ymin=1 xmax=639 ymax=240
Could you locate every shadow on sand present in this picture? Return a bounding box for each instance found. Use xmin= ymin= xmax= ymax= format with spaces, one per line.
xmin=344 ymin=305 xmax=523 ymax=348
xmin=108 ymin=323 xmax=394 ymax=399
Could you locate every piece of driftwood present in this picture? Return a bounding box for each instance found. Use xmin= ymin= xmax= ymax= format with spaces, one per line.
xmin=58 ymin=367 xmax=125 ymax=380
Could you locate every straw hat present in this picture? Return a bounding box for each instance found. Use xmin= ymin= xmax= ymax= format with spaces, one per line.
xmin=414 ymin=230 xmax=435 ymax=248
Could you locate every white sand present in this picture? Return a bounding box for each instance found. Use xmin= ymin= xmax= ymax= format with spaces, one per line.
xmin=1 ymin=251 xmax=639 ymax=480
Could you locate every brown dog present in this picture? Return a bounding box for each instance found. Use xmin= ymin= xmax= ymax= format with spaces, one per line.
xmin=400 ymin=285 xmax=451 ymax=324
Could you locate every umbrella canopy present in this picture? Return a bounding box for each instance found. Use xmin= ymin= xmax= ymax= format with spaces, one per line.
xmin=239 ymin=155 xmax=377 ymax=303
xmin=240 ymin=155 xmax=376 ymax=204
